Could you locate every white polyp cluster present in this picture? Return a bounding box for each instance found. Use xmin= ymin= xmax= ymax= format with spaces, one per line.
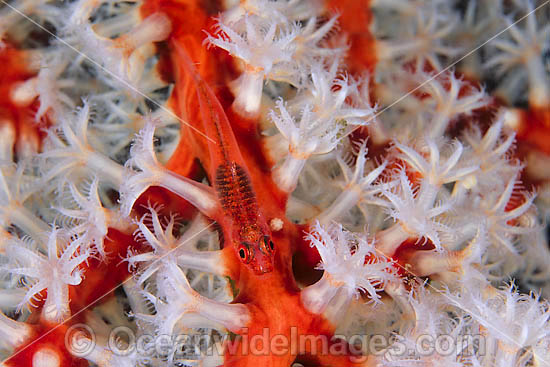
xmin=395 ymin=138 xmax=479 ymax=190
xmin=0 ymin=1 xmax=236 ymax=364
xmin=301 ymin=221 xmax=397 ymax=320
xmin=207 ymin=14 xmax=299 ymax=114
xmin=56 ymin=178 xmax=132 ymax=257
xmin=316 ymin=140 xmax=387 ymax=225
xmin=39 ymin=100 xmax=125 ymax=190
xmin=269 ymin=99 xmax=340 ymax=192
xmin=0 ymin=163 xmax=50 ymax=242
xmin=0 ymin=0 xmax=549 ymax=365
xmin=139 ymin=262 xmax=249 ymax=337
xmin=416 ymin=72 xmax=491 ymax=138
xmin=374 ymin=283 xmax=474 ymax=367
xmin=445 ymin=283 xmax=550 ymax=362
xmin=372 ymin=0 xmax=462 ymax=71
xmin=10 ymin=52 xmax=76 ymax=122
xmin=2 ymin=228 xmax=92 ymax=322
xmin=484 ymin=1 xmax=550 ymax=107
xmin=473 ymin=174 xmax=537 ymax=255
xmin=380 ymin=170 xmax=455 ymax=253
xmin=206 ymin=2 xmax=344 ymax=115
xmin=125 ymin=207 xmax=226 ymax=285
xmin=296 ymin=63 xmax=377 ymax=124
xmin=74 ymin=12 xmax=172 ymax=87
xmin=119 ymin=118 xmax=218 ymax=217
xmin=268 ymin=65 xmax=375 ymax=193
xmin=460 ymin=118 xmax=519 ymax=194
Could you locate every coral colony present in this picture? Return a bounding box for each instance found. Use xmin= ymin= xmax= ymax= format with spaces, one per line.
xmin=1 ymin=0 xmax=550 ymax=366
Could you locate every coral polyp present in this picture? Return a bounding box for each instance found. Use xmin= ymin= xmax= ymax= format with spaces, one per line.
xmin=0 ymin=0 xmax=549 ymax=366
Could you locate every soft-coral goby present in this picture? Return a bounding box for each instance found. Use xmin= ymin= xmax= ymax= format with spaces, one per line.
xmin=0 ymin=0 xmax=550 ymax=367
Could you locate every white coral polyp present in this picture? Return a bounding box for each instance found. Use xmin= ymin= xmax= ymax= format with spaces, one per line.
xmin=395 ymin=138 xmax=479 ymax=188
xmin=446 ymin=283 xmax=550 ymax=353
xmin=140 ymin=262 xmax=250 ymax=336
xmin=57 ymin=178 xmax=131 ymax=257
xmin=126 ymin=207 xmax=226 ymax=285
xmin=317 ymin=140 xmax=388 ymax=224
xmin=0 ymin=0 xmax=550 ymax=366
xmin=207 ymin=9 xmax=346 ymax=115
xmin=301 ymin=221 xmax=397 ymax=316
xmin=119 ymin=118 xmax=218 ymax=217
xmin=418 ymin=71 xmax=490 ymax=137
xmin=78 ymin=12 xmax=172 ymax=86
xmin=268 ymin=62 xmax=375 ymax=193
xmin=3 ymin=228 xmax=92 ymax=322
xmin=381 ymin=170 xmax=455 ymax=251
xmin=484 ymin=2 xmax=550 ymax=107
xmin=206 ymin=13 xmax=299 ymax=114
xmin=40 ymin=100 xmax=125 ymax=189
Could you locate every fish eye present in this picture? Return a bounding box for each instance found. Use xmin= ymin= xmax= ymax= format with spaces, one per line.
xmin=238 ymin=243 xmax=252 ymax=263
xmin=260 ymin=235 xmax=274 ymax=254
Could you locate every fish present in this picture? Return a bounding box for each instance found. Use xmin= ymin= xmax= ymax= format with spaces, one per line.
xmin=172 ymin=41 xmax=275 ymax=275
